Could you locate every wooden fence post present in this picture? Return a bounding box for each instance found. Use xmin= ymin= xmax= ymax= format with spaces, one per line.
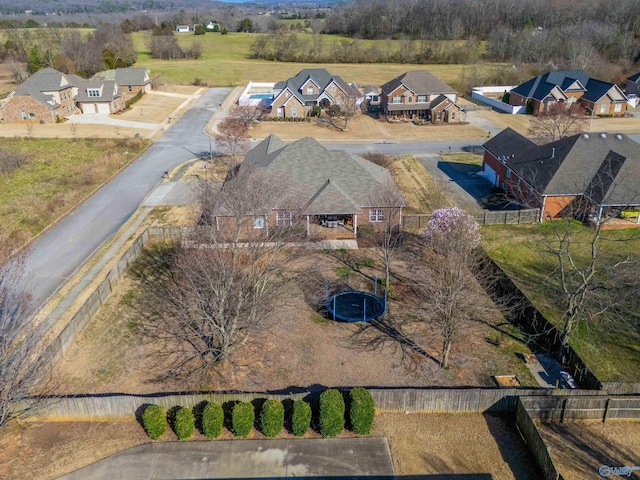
xmin=603 ymin=398 xmax=610 ymax=423
xmin=560 ymin=398 xmax=567 ymax=423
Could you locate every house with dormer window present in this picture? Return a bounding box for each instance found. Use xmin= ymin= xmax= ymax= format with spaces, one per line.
xmin=74 ymin=79 xmax=125 ymax=115
xmin=266 ymin=68 xmax=363 ymax=118
xmin=380 ymin=70 xmax=462 ymax=123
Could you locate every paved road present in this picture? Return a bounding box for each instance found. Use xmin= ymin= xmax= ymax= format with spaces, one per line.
xmin=24 ymin=88 xmax=231 ymax=314
xmin=58 ymin=438 xmax=395 ymax=480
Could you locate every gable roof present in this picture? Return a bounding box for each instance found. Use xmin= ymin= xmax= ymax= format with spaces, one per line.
xmin=74 ymin=80 xmax=122 ymax=103
xmin=13 ymin=67 xmax=75 ymax=109
xmin=115 ymin=68 xmax=150 ymax=86
xmin=510 ymin=70 xmax=589 ymax=101
xmin=273 ymin=69 xmax=360 ymax=106
xmin=484 ymin=129 xmax=640 ymax=206
xmin=581 ymin=78 xmax=627 ymax=103
xmin=627 ymin=72 xmax=640 ymax=83
xmin=234 ymin=135 xmax=401 ymax=215
xmin=381 ymin=70 xmax=457 ymax=97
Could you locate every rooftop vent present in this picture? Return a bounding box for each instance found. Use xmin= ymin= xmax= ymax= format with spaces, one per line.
xmin=583 ymin=134 xmax=589 ymax=139
xmin=616 ymin=134 xmax=623 ymax=140
xmin=600 ymin=133 xmax=607 ymax=139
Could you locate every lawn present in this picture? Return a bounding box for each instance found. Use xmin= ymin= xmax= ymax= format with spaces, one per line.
xmin=0 ymin=138 xmax=147 ymax=244
xmin=131 ymin=31 xmax=494 ymax=87
xmin=482 ymin=224 xmax=640 ymax=383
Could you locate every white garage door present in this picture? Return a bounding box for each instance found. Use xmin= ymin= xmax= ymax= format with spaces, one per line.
xmin=83 ymin=103 xmax=96 ymax=114
xmin=481 ymin=163 xmax=499 ymax=186
xmin=97 ymin=103 xmax=110 ymax=115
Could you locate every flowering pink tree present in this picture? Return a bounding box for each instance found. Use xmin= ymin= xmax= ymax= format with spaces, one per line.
xmin=419 ymin=207 xmax=481 ymax=368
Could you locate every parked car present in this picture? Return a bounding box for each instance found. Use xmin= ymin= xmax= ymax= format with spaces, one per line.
xmin=560 ymin=371 xmax=578 ymax=389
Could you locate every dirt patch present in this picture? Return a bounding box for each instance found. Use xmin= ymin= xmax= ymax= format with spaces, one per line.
xmin=536 ymin=420 xmax=640 ymax=480
xmin=250 ymin=114 xmax=487 ymax=143
xmin=376 ymin=413 xmax=541 ymax=478
xmin=156 ymin=84 xmax=201 ymax=95
xmin=114 ymin=93 xmax=186 ymax=124
xmin=0 ymin=413 xmax=540 ymax=480
xmin=50 ymin=247 xmax=537 ymax=395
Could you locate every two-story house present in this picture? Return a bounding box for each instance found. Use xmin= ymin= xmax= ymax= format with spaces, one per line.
xmin=509 ymin=70 xmax=627 ymax=117
xmin=1 ymin=67 xmax=80 ymax=123
xmin=267 ymin=69 xmax=362 ymax=119
xmin=380 ymin=70 xmax=462 ymax=123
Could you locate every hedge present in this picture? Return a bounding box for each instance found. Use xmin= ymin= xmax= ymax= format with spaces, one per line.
xmin=319 ymin=389 xmax=345 ymax=438
xmin=291 ymin=399 xmax=311 ymax=437
xmin=260 ymin=400 xmax=284 ymax=438
xmin=201 ymin=401 xmax=224 ymax=438
xmin=232 ymin=402 xmax=255 ymax=437
xmin=142 ymin=404 xmax=167 ymax=440
xmin=349 ymin=387 xmax=375 ymax=434
xmin=173 ymin=406 xmax=195 ymax=440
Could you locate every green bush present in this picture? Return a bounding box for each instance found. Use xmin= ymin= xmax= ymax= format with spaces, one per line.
xmin=260 ymin=400 xmax=284 ymax=437
xmin=291 ymin=399 xmax=311 ymax=436
xmin=173 ymin=406 xmax=195 ymax=440
xmin=232 ymin=402 xmax=255 ymax=437
xmin=142 ymin=404 xmax=167 ymax=440
xmin=201 ymin=401 xmax=224 ymax=438
xmin=349 ymin=387 xmax=375 ymax=435
xmin=319 ymin=389 xmax=345 ymax=438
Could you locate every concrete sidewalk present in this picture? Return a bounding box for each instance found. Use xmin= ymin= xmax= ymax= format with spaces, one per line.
xmin=57 ymin=437 xmax=395 ymax=479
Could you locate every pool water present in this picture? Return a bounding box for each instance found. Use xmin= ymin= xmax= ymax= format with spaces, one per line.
xmin=250 ymin=93 xmax=274 ymax=100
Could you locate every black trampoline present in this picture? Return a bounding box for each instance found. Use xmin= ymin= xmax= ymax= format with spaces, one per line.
xmin=326 ymin=290 xmax=386 ymax=323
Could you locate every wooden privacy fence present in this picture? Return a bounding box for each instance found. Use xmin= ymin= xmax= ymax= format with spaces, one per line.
xmin=515 ymin=399 xmax=564 ymax=480
xmin=33 ymin=388 xmax=606 ymax=421
xmin=402 ymin=208 xmax=540 ymax=229
xmin=39 ymin=226 xmax=185 ymax=371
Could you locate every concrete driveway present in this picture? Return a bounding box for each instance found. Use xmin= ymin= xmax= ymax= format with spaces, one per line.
xmin=415 ymin=154 xmax=499 ymax=211
xmin=57 ymin=438 xmax=395 ymax=480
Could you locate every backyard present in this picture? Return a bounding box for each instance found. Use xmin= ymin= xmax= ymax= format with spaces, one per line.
xmin=0 ymin=413 xmax=542 ymax=480
xmin=482 ymin=224 xmax=640 ymax=384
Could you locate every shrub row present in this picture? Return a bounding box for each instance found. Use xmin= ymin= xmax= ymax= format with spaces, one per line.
xmin=140 ymin=388 xmax=374 ymax=440
xmin=262 ymin=116 xmax=311 ymax=122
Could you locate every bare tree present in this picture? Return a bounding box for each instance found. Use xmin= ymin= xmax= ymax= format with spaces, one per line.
xmin=528 ymin=103 xmax=587 ymax=143
xmin=0 ymin=236 xmax=50 ymax=427
xmin=416 ymin=207 xmax=484 ymax=368
xmin=6 ymin=60 xmax=28 ymax=84
xmin=367 ymin=175 xmax=404 ymax=304
xmin=133 ymin=169 xmax=307 ymax=378
xmin=228 ymin=105 xmax=263 ymax=128
xmin=214 ymin=117 xmax=250 ymax=164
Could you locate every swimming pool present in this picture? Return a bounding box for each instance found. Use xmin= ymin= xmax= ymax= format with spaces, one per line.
xmin=250 ymin=93 xmax=274 ymax=100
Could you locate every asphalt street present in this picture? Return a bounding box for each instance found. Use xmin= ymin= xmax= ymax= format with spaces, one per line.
xmin=23 ymin=88 xmax=231 ymax=314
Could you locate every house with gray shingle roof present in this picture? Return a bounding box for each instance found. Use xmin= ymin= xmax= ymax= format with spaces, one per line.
xmin=509 ymin=70 xmax=627 ymax=116
xmin=482 ymin=128 xmax=640 ymax=224
xmin=214 ymin=135 xmax=403 ymax=239
xmin=0 ymin=67 xmax=130 ymax=122
xmin=380 ymin=70 xmax=462 ymax=123
xmin=96 ymin=68 xmax=151 ymax=96
xmin=1 ymin=67 xmax=80 ymax=123
xmin=267 ymin=68 xmax=363 ymax=119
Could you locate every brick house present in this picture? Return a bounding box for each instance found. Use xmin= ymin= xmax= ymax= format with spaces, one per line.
xmin=74 ymin=79 xmax=126 ymax=114
xmin=482 ymin=128 xmax=640 ymax=223
xmin=380 ymin=70 xmax=462 ymax=123
xmin=96 ymin=67 xmax=152 ymax=96
xmin=0 ymin=67 xmax=144 ymax=123
xmin=266 ymin=69 xmax=363 ymax=119
xmin=1 ymin=67 xmax=80 ymax=123
xmin=509 ymin=70 xmax=627 ymax=116
xmin=213 ymin=135 xmax=404 ymax=239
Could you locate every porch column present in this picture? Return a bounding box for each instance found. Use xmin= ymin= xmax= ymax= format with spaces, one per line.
xmin=306 ymin=215 xmax=310 ymax=236
xmin=597 ymin=206 xmax=604 ymax=225
xmin=354 ymin=214 xmax=358 ymax=235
